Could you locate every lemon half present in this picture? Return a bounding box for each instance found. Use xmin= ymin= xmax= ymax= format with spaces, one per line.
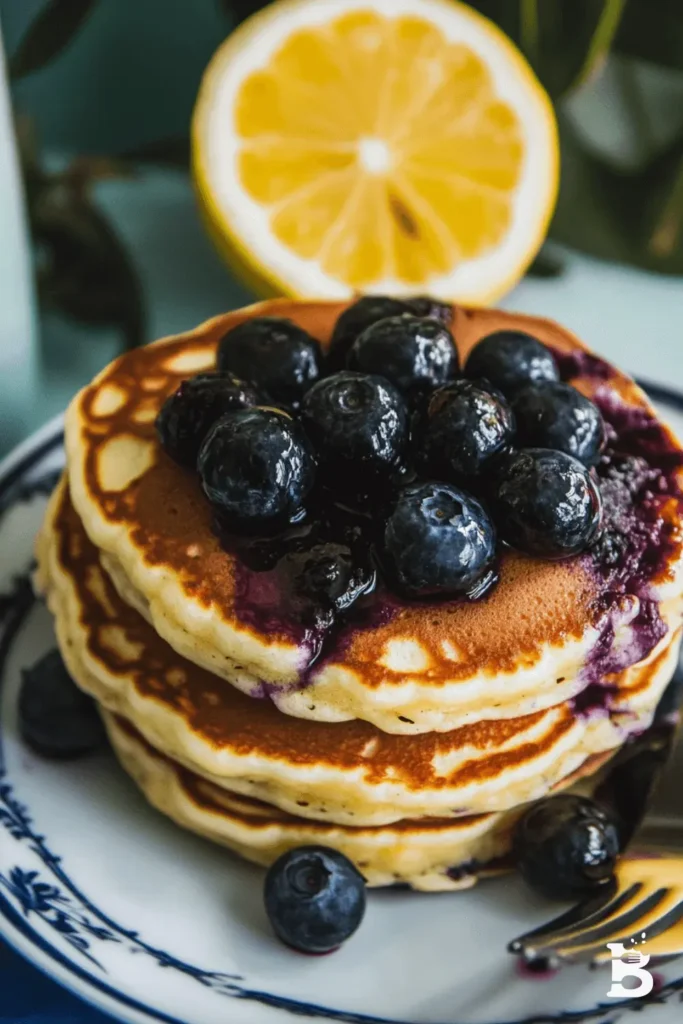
xmin=193 ymin=0 xmax=559 ymax=304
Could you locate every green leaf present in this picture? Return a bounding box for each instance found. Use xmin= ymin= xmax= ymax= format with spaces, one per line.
xmin=614 ymin=0 xmax=683 ymax=71
xmin=10 ymin=0 xmax=97 ymax=79
xmin=31 ymin=177 xmax=145 ymax=349
xmin=550 ymin=114 xmax=683 ymax=274
xmin=468 ymin=1 xmax=626 ymax=98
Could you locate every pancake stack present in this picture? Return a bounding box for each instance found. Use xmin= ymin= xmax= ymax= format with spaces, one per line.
xmin=36 ymin=299 xmax=683 ymax=891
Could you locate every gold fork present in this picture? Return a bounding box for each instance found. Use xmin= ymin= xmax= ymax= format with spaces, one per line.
xmin=509 ymin=714 xmax=683 ymax=967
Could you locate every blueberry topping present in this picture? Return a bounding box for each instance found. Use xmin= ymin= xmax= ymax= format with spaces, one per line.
xmin=156 ymin=372 xmax=261 ymax=468
xmin=493 ymin=448 xmax=603 ymax=558
xmin=512 ymin=382 xmax=605 ymax=466
xmin=282 ymin=540 xmax=376 ymax=629
xmin=420 ymin=379 xmax=515 ymax=480
xmin=404 ymin=296 xmax=453 ymax=325
xmin=348 ymin=316 xmax=458 ymax=398
xmin=264 ymin=846 xmax=366 ymax=954
xmin=19 ymin=649 xmax=106 ymax=759
xmin=327 ymin=296 xmax=416 ymax=371
xmin=382 ymin=481 xmax=497 ymax=598
xmin=465 ymin=331 xmax=559 ymax=397
xmin=301 ymin=372 xmax=409 ymax=494
xmin=217 ymin=317 xmax=322 ymax=408
xmin=514 ymin=795 xmax=620 ymax=901
xmin=198 ymin=408 xmax=316 ymax=529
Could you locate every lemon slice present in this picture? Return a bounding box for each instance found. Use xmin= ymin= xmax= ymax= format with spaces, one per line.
xmin=193 ymin=0 xmax=559 ymax=304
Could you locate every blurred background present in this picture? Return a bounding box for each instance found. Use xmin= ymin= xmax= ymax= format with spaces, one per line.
xmin=2 ymin=0 xmax=683 ymax=455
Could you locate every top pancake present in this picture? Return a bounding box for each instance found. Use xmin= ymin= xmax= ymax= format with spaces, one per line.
xmin=64 ymin=300 xmax=683 ymax=734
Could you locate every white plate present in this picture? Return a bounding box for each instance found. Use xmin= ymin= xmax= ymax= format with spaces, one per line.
xmin=1 ymin=408 xmax=683 ymax=1024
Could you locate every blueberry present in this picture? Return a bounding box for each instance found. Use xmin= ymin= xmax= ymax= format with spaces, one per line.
xmin=19 ymin=649 xmax=106 ymax=759
xmin=493 ymin=448 xmax=603 ymax=558
xmin=420 ymin=379 xmax=515 ymax=481
xmin=382 ymin=481 xmax=497 ymax=598
xmin=156 ymin=372 xmax=261 ymax=468
xmin=264 ymin=846 xmax=366 ymax=954
xmin=198 ymin=408 xmax=316 ymax=529
xmin=404 ymin=296 xmax=453 ymax=325
xmin=327 ymin=296 xmax=417 ymax=372
xmin=217 ymin=317 xmax=322 ymax=408
xmin=348 ymin=316 xmax=458 ymax=399
xmin=465 ymin=331 xmax=559 ymax=397
xmin=301 ymin=372 xmax=409 ymax=494
xmin=282 ymin=541 xmax=376 ymax=629
xmin=514 ymin=795 xmax=620 ymax=901
xmin=512 ymin=382 xmax=605 ymax=467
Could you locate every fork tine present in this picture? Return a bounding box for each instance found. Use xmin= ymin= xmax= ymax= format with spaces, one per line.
xmin=556 ymin=894 xmax=683 ymax=963
xmin=508 ymin=879 xmax=626 ymax=955
xmin=532 ymin=888 xmax=675 ymax=958
xmin=584 ymin=899 xmax=683 ymax=965
xmin=533 ymin=887 xmax=670 ymax=960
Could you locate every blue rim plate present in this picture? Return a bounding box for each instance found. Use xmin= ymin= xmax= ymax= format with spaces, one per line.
xmin=1 ymin=407 xmax=683 ymax=1024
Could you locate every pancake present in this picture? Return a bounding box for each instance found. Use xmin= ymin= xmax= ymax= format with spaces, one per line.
xmin=103 ymin=712 xmax=515 ymax=892
xmin=63 ymin=299 xmax=683 ymax=734
xmin=37 ymin=478 xmax=677 ymax=826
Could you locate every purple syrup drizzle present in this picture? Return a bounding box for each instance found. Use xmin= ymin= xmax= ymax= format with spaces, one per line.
xmin=557 ymin=350 xmax=683 ymax=712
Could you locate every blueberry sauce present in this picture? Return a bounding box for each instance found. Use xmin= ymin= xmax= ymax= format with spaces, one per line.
xmin=559 ymin=358 xmax=683 ymax=710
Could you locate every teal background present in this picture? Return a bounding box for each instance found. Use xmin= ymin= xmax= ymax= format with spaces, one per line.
xmin=1 ymin=0 xmax=227 ymax=153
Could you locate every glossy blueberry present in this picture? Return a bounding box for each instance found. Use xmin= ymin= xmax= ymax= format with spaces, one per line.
xmin=404 ymin=295 xmax=453 ymax=325
xmin=264 ymin=846 xmax=366 ymax=954
xmin=327 ymin=296 xmax=417 ymax=372
xmin=420 ymin=379 xmax=515 ymax=480
xmin=217 ymin=317 xmax=322 ymax=408
xmin=514 ymin=795 xmax=620 ymax=901
xmin=198 ymin=408 xmax=316 ymax=529
xmin=19 ymin=649 xmax=106 ymax=759
xmin=301 ymin=372 xmax=409 ymax=492
xmin=282 ymin=540 xmax=376 ymax=629
xmin=156 ymin=372 xmax=261 ymax=468
xmin=512 ymin=382 xmax=604 ymax=467
xmin=493 ymin=448 xmax=603 ymax=558
xmin=382 ymin=481 xmax=497 ymax=598
xmin=348 ymin=315 xmax=458 ymax=398
xmin=465 ymin=331 xmax=559 ymax=397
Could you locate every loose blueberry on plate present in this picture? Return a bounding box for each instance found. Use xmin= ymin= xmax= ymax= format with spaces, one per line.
xmin=493 ymin=448 xmax=603 ymax=558
xmin=264 ymin=846 xmax=366 ymax=954
xmin=301 ymin=372 xmax=409 ymax=495
xmin=19 ymin=649 xmax=107 ymax=759
xmin=217 ymin=317 xmax=322 ymax=408
xmin=512 ymin=382 xmax=605 ymax=466
xmin=326 ymin=296 xmax=417 ymax=371
xmin=465 ymin=331 xmax=559 ymax=397
xmin=514 ymin=795 xmax=620 ymax=901
xmin=420 ymin=379 xmax=515 ymax=481
xmin=198 ymin=408 xmax=316 ymax=529
xmin=348 ymin=315 xmax=458 ymax=399
xmin=156 ymin=372 xmax=261 ymax=468
xmin=382 ymin=481 xmax=497 ymax=598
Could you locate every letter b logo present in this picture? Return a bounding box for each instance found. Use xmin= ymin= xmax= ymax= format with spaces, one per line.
xmin=606 ymin=942 xmax=654 ymax=998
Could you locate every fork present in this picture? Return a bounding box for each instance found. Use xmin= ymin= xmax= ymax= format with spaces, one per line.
xmin=509 ymin=702 xmax=683 ymax=967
